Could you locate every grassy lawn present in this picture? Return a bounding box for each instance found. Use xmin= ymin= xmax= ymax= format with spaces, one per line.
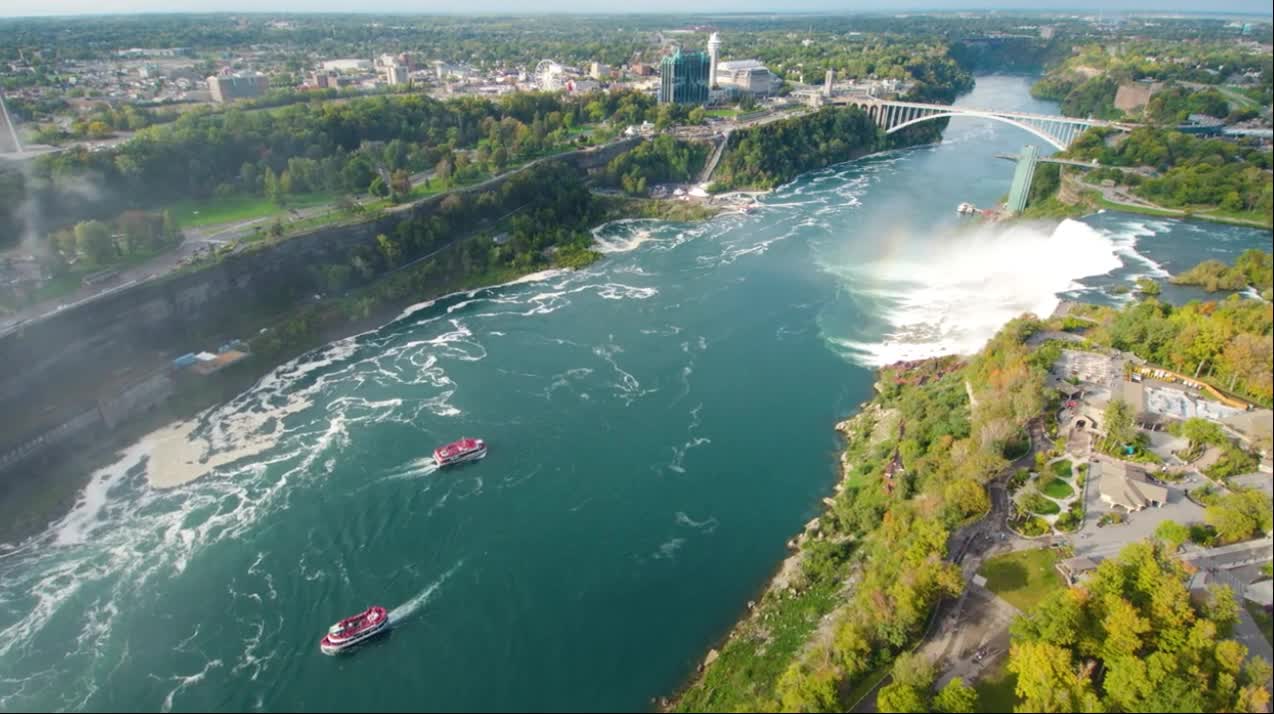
xmin=1031 ymin=498 xmax=1060 ymax=515
xmin=170 ymin=191 xmax=335 ymax=228
xmin=1088 ymin=191 xmax=1271 ymax=228
xmin=1247 ymin=601 xmax=1273 ymax=648
xmin=974 ymin=662 xmax=1018 ymax=713
xmin=978 ymin=548 xmax=1064 ymax=613
xmin=1042 ymin=478 xmax=1075 ymax=500
xmin=1051 ymin=460 xmax=1073 ymax=479
xmin=1196 ymin=206 xmax=1273 ymax=227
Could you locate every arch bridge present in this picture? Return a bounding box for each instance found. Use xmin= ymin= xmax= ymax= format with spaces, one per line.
xmin=844 ymin=98 xmax=1135 ymax=150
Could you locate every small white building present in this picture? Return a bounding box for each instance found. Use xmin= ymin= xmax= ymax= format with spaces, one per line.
xmin=321 ymin=58 xmax=372 ymax=73
xmin=715 ymin=59 xmax=779 ymax=95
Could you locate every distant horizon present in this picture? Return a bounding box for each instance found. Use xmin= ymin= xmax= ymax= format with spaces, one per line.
xmin=2 ymin=4 xmax=1271 ymax=21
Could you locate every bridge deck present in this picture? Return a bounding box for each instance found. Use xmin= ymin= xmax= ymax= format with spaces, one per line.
xmin=866 ymin=99 xmax=1135 ymax=130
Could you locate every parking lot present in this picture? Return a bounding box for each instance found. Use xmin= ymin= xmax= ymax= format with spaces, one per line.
xmin=1070 ymin=459 xmax=1206 ymax=561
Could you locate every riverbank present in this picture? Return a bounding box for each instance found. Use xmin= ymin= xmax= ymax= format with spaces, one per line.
xmin=662 ymin=401 xmax=881 ymax=711
xmin=0 ymin=195 xmax=723 ymax=545
xmin=670 ymin=352 xmax=979 ymax=712
xmin=1019 ymin=173 xmax=1273 ymax=230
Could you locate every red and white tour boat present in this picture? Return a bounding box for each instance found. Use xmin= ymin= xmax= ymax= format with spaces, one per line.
xmin=433 ymin=437 xmax=487 ymax=467
xmin=319 ymin=606 xmax=389 ymax=655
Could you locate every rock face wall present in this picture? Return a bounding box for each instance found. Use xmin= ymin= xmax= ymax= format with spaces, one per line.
xmin=0 ymin=138 xmax=642 ymax=459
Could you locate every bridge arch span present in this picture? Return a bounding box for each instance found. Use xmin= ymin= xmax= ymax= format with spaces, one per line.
xmin=883 ymin=111 xmax=1068 ymax=151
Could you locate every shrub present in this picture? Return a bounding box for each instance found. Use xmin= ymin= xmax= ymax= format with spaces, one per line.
xmin=1055 ymin=502 xmax=1084 ymax=532
xmin=1010 ymin=468 xmax=1031 ymax=493
xmin=1015 ymin=516 xmax=1052 ymax=537
xmin=1190 ymin=523 xmax=1218 ymax=546
xmin=1098 ymin=512 xmax=1128 ymax=527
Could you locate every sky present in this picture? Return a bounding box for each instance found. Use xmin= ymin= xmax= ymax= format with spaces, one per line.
xmin=1 ymin=0 xmax=1271 ymax=16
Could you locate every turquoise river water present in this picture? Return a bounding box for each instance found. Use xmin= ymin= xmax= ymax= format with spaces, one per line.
xmin=0 ymin=75 xmax=1268 ymax=712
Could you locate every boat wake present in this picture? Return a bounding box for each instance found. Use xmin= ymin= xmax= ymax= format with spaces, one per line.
xmin=381 ymin=457 xmax=440 ymax=481
xmin=388 ymin=562 xmax=462 ymax=626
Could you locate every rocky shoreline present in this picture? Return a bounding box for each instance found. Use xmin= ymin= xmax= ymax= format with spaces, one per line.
xmin=660 ymin=394 xmax=884 ymax=711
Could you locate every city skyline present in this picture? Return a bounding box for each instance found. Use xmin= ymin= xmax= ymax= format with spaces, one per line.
xmin=3 ymin=1 xmax=1273 ymax=18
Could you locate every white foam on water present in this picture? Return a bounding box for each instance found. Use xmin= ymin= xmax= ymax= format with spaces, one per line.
xmin=592 ymin=219 xmax=659 ymax=254
xmin=160 ymin=658 xmax=223 ymax=713
xmin=596 ymin=283 xmax=658 ymax=300
xmin=0 ymin=327 xmax=377 ymax=704
xmin=667 ymin=437 xmax=711 ymax=474
xmin=381 ymin=457 xmax=441 ymax=481
xmin=652 ymin=538 xmax=686 ymax=560
xmin=675 ymin=511 xmax=719 ymax=534
xmin=831 ymin=218 xmax=1125 ymax=366
xmin=387 ymin=561 xmax=462 ymax=626
xmin=502 ymin=268 xmax=572 ymax=286
xmin=394 ymin=268 xmax=571 ymax=322
xmin=1104 ymin=219 xmax=1172 ymax=279
xmin=592 ymin=339 xmax=656 ymax=405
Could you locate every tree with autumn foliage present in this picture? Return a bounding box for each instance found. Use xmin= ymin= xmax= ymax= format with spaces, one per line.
xmin=1006 ymin=541 xmax=1272 ymax=713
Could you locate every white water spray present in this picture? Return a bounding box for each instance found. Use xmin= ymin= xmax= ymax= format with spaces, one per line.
xmin=832 ymin=218 xmax=1124 ymax=365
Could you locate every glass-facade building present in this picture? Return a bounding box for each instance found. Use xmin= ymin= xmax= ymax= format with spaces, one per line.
xmin=658 ymin=50 xmax=710 ymax=105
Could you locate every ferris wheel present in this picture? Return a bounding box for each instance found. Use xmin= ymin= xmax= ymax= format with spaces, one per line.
xmin=534 ymin=60 xmax=563 ymax=91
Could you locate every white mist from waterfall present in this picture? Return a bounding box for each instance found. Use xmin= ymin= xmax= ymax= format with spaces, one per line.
xmin=832 ymin=218 xmax=1124 ymax=366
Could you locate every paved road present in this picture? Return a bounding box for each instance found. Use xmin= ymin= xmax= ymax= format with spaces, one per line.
xmin=1066 ymin=174 xmax=1271 ymax=228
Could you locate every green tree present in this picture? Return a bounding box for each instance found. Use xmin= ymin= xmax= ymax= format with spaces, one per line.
xmin=389 ymin=169 xmax=412 ymax=201
xmin=944 ymin=478 xmax=990 ymax=520
xmin=1202 ymin=584 xmax=1240 ymax=633
xmin=1206 ymin=490 xmax=1273 ymax=543
xmin=1007 ymin=641 xmax=1102 ymax=713
xmin=878 ymin=653 xmax=935 ymax=713
xmin=1103 ymin=398 xmax=1135 ymax=448
xmin=1009 ymin=542 xmax=1273 ymax=712
xmin=1099 ymin=594 xmax=1151 ymax=661
xmin=376 ymin=233 xmax=401 ymax=268
xmin=1179 ymin=417 xmax=1225 ymax=451
xmin=877 ymin=682 xmax=928 ymax=713
xmin=263 ymin=167 xmax=282 ymax=205
xmin=1153 ymin=519 xmax=1190 ymax=551
xmin=368 ymin=175 xmax=389 ymax=198
xmin=74 ymin=220 xmax=115 ymax=265
xmin=491 ymin=146 xmax=509 ymax=171
xmin=933 ymin=678 xmax=977 ymax=714
xmin=162 ymin=210 xmax=182 ymax=244
xmin=776 ymin=662 xmax=840 ymax=713
xmin=435 ymin=155 xmax=454 ymax=186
